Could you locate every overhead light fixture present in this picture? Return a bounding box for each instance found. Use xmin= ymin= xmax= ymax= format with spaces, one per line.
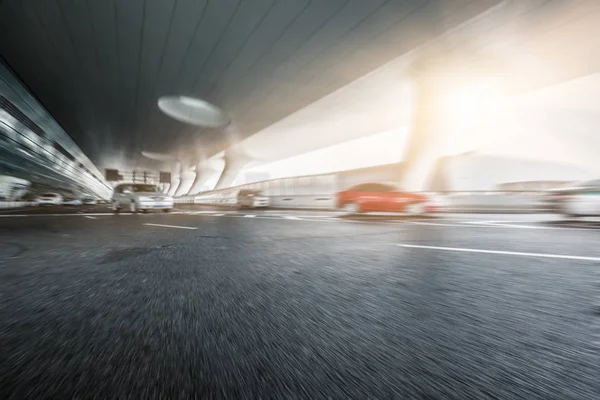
xmin=157 ymin=96 xmax=230 ymax=128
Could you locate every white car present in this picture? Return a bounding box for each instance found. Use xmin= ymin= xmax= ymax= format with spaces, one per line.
xmin=111 ymin=183 xmax=173 ymax=213
xmin=36 ymin=192 xmax=63 ymax=206
xmin=237 ymin=189 xmax=269 ymax=208
xmin=63 ymin=198 xmax=83 ymax=206
xmin=549 ymin=179 xmax=600 ymax=217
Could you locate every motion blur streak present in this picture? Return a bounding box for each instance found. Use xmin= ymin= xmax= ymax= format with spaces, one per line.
xmin=2 ymin=0 xmax=600 ymax=398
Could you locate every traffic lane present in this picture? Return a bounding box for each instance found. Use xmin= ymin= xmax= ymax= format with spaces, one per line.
xmin=176 ymin=212 xmax=600 ymax=259
xmin=3 ymin=211 xmax=600 ymax=270
xmin=0 ymin=204 xmax=112 ymax=215
xmin=396 ymin=219 xmax=600 ymax=258
xmin=246 ymin=234 xmax=599 ymax=399
xmin=0 ymin=212 xmax=405 ymax=268
xmin=3 ymin=211 xmax=600 ymax=285
xmin=1 ymin=216 xmax=599 ymax=398
xmin=1 ymin=202 xmax=590 ymax=225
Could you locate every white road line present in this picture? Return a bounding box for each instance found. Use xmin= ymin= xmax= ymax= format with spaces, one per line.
xmin=143 ymin=223 xmax=198 ymax=230
xmin=465 ymin=220 xmax=541 ymax=228
xmin=295 ymin=215 xmax=337 ymax=219
xmin=244 ymin=214 xmax=256 ymax=218
xmin=302 ymin=218 xmax=338 ymax=223
xmin=0 ymin=214 xmax=28 ymax=217
xmin=214 ymin=213 xmax=225 ymax=217
xmin=464 ymin=220 xmax=582 ymax=231
xmin=465 ymin=220 xmax=521 ymax=225
xmin=410 ymin=220 xmax=554 ymax=229
xmin=405 ymin=219 xmax=590 ymax=232
xmin=409 ymin=221 xmax=474 ymax=228
xmin=84 ymin=216 xmax=97 ymax=219
xmin=285 ymin=216 xmax=301 ymax=220
xmin=396 ymin=244 xmax=600 ymax=262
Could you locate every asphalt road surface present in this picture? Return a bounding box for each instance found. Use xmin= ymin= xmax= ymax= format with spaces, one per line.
xmin=1 ymin=205 xmax=600 ymax=399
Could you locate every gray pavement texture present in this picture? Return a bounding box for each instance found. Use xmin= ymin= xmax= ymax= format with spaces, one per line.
xmin=1 ymin=206 xmax=600 ymax=399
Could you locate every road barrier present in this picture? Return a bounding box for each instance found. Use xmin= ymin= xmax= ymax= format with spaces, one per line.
xmin=171 ymin=162 xmax=559 ymax=213
xmin=174 ymin=191 xmax=551 ymax=213
xmin=439 ymin=193 xmax=549 ymax=213
xmin=0 ymin=201 xmax=34 ymax=209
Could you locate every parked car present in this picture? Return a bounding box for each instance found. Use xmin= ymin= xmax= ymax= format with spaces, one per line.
xmin=547 ymin=179 xmax=600 ymax=217
xmin=111 ymin=183 xmax=173 ymax=213
xmin=337 ymin=182 xmax=436 ymax=214
xmin=237 ymin=189 xmax=269 ymax=208
xmin=36 ymin=192 xmax=63 ymax=206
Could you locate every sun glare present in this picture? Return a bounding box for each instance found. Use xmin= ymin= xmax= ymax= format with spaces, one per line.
xmin=441 ymin=82 xmax=507 ymax=155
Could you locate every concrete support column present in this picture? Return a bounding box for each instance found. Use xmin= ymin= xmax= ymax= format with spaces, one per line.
xmin=174 ymin=161 xmax=195 ymax=197
xmin=400 ymin=63 xmax=447 ymax=192
xmin=401 ymin=51 xmax=482 ymax=191
xmin=214 ymin=149 xmax=250 ymax=190
xmin=187 ymin=159 xmax=218 ymax=195
xmin=167 ymin=162 xmax=181 ymax=197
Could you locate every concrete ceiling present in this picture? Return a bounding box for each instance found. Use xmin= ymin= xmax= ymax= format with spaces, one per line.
xmin=228 ymin=0 xmax=600 ymax=167
xmin=0 ymin=0 xmax=501 ymax=171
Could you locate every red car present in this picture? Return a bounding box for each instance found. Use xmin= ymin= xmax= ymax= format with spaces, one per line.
xmin=337 ymin=182 xmax=435 ymax=214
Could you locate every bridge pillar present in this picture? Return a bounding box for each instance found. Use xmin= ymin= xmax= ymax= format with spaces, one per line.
xmin=167 ymin=162 xmax=181 ymax=197
xmin=401 ymin=50 xmax=493 ymax=191
xmin=400 ymin=57 xmax=448 ymax=192
xmin=187 ymin=159 xmax=219 ymax=195
xmin=174 ymin=162 xmax=195 ymax=197
xmin=214 ymin=149 xmax=250 ymax=190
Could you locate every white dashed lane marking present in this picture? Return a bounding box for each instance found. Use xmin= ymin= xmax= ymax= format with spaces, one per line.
xmin=5 ymin=210 xmax=600 ymax=233
xmin=396 ymin=244 xmax=600 ymax=262
xmin=84 ymin=216 xmax=97 ymax=219
xmin=463 ymin=220 xmax=599 ymax=231
xmin=143 ymin=223 xmax=198 ymax=230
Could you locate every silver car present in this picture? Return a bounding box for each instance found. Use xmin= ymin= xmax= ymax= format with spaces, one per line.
xmin=111 ymin=183 xmax=173 ymax=213
xmin=237 ymin=189 xmax=269 ymax=208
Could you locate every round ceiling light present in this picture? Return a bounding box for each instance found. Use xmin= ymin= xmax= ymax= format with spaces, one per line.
xmin=158 ymin=96 xmax=230 ymax=128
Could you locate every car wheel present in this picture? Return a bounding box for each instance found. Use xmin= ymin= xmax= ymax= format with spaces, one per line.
xmin=343 ymin=202 xmax=360 ymax=214
xmin=112 ymin=201 xmax=120 ymax=214
xmin=162 ymin=209 xmax=171 ymax=213
xmin=406 ymin=202 xmax=426 ymax=216
xmin=129 ymin=201 xmax=138 ymax=214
